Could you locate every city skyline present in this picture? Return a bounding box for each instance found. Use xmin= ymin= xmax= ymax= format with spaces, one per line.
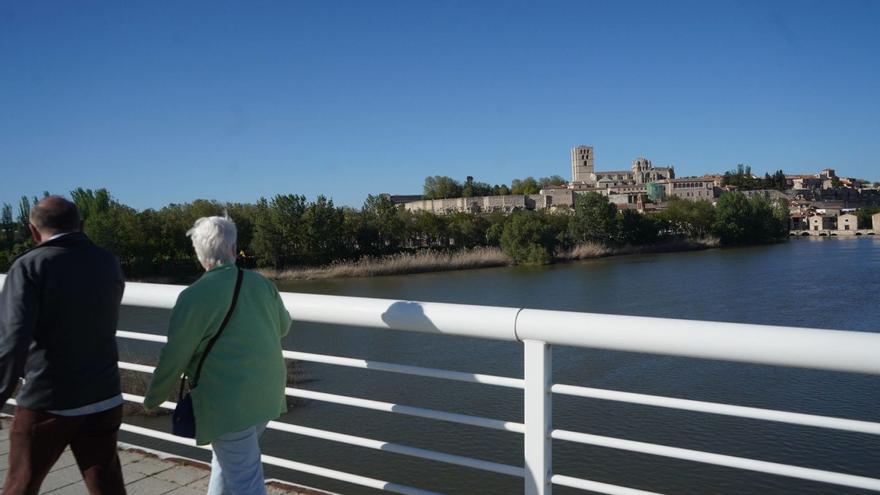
xmin=2 ymin=1 xmax=879 ymax=210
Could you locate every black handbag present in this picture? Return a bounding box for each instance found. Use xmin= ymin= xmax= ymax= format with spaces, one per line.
xmin=172 ymin=267 xmax=244 ymax=438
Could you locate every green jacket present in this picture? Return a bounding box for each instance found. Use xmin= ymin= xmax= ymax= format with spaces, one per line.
xmin=144 ymin=264 xmax=291 ymax=445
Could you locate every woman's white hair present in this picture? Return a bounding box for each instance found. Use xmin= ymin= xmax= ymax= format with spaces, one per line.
xmin=187 ymin=216 xmax=237 ymax=268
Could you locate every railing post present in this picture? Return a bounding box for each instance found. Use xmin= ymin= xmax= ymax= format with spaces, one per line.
xmin=524 ymin=339 xmax=552 ymax=495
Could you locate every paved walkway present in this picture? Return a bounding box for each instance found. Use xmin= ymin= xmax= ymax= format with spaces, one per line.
xmin=0 ymin=418 xmax=331 ymax=495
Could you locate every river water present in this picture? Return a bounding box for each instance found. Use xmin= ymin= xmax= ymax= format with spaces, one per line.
xmin=119 ymin=237 xmax=880 ymax=495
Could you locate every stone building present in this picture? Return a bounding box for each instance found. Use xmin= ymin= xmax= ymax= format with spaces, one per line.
xmin=837 ymin=213 xmax=858 ymax=232
xmin=570 ymin=145 xmax=595 ymax=183
xmin=570 ymin=146 xmax=674 ymax=187
xmin=662 ymin=178 xmax=716 ymax=201
xmin=403 ymin=144 xmax=695 ymax=214
xmin=809 ymin=215 xmax=836 ymax=231
xmin=402 ymin=195 xmax=533 ymax=214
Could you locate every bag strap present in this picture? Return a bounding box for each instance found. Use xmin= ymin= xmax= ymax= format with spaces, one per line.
xmin=190 ymin=266 xmax=244 ymax=389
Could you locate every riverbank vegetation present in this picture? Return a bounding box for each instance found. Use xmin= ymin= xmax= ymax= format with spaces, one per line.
xmin=0 ymin=188 xmax=788 ymax=280
xmin=260 ymin=247 xmax=511 ymax=280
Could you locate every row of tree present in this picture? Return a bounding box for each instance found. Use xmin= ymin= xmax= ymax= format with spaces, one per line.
xmin=498 ymin=192 xmax=789 ymax=264
xmin=721 ymin=164 xmax=788 ymax=191
xmin=422 ymin=175 xmax=567 ymax=199
xmin=1 ymin=189 xmax=789 ymax=277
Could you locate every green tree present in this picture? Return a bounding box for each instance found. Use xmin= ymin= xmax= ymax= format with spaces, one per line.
xmin=226 ymin=202 xmax=258 ymax=258
xmin=721 ymin=164 xmax=762 ymax=190
xmin=500 ymin=211 xmax=558 ymax=264
xmin=712 ymin=192 xmax=787 ymax=245
xmin=252 ymin=195 xmax=307 ymax=268
xmin=462 ymin=178 xmax=493 ymax=198
xmin=15 ymin=196 xmax=33 ymax=244
xmin=617 ymin=210 xmax=661 ymax=246
xmin=302 ymin=196 xmax=347 ymax=265
xmin=510 ymin=177 xmax=540 ymax=195
xmin=362 ymin=194 xmax=406 ymax=254
xmin=447 ymin=212 xmax=489 ymax=248
xmin=856 ymin=207 xmax=880 ymax=229
xmin=411 ymin=210 xmax=448 ymax=247
xmin=485 ymin=211 xmax=507 ymax=246
xmin=423 ymin=176 xmax=463 ymax=199
xmin=569 ymin=193 xmax=618 ymax=244
xmin=657 ymin=198 xmax=716 ymax=237
xmin=538 ymin=175 xmax=566 ymax=188
xmin=1 ymin=203 xmax=13 ymax=250
xmin=491 ymin=184 xmax=512 ymax=196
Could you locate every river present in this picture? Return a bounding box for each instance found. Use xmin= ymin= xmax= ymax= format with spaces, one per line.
xmin=119 ymin=237 xmax=880 ymax=495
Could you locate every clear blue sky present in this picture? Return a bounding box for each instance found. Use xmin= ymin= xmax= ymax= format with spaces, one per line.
xmin=1 ymin=1 xmax=878 ymax=210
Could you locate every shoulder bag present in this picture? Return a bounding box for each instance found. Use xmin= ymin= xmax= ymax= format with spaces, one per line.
xmin=172 ymin=267 xmax=244 ymax=438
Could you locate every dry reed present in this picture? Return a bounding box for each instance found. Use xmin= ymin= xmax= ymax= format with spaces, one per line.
xmin=260 ymin=247 xmax=512 ymax=281
xmin=560 ymin=237 xmax=719 ymax=261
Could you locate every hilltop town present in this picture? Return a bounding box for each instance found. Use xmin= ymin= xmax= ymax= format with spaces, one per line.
xmin=395 ymin=145 xmax=880 ymax=235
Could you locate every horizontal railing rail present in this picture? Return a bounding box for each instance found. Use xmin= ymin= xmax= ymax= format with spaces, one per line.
xmin=1 ymin=274 xmax=879 ymax=495
xmin=116 ymin=280 xmax=880 ymax=375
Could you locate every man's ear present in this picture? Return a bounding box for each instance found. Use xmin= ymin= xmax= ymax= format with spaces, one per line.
xmin=28 ymin=224 xmax=42 ymax=244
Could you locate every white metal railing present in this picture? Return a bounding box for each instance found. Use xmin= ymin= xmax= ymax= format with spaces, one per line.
xmin=2 ymin=274 xmax=880 ymax=495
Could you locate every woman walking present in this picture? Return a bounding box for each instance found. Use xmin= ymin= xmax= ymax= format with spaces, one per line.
xmin=144 ymin=216 xmax=291 ymax=495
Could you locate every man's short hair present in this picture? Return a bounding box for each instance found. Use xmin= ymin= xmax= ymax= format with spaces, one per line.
xmin=30 ymin=196 xmax=81 ymax=233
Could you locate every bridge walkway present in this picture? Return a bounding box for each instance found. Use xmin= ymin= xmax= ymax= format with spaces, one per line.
xmin=0 ymin=418 xmax=331 ymax=495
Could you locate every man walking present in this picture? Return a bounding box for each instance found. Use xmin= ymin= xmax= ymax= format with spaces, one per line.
xmin=0 ymin=196 xmax=126 ymax=494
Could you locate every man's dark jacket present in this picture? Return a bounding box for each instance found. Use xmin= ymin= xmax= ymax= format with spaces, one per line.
xmin=0 ymin=232 xmax=124 ymax=410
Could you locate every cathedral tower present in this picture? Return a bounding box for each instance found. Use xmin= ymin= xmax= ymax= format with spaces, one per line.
xmin=571 ymin=145 xmax=594 ymax=183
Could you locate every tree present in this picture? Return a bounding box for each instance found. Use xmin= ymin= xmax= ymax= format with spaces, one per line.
xmin=771 ymin=170 xmax=787 ymax=190
xmin=252 ymin=195 xmax=307 ymax=268
xmin=447 ymin=212 xmax=489 ymax=248
xmin=617 ymin=209 xmax=661 ymax=246
xmin=15 ymin=196 xmax=32 ymax=244
xmin=538 ymin=175 xmax=566 ymax=188
xmin=500 ymin=212 xmax=558 ymax=265
xmin=569 ymin=193 xmax=618 ymax=244
xmin=423 ymin=176 xmax=463 ymax=199
xmin=712 ymin=192 xmax=753 ymax=244
xmin=510 ymin=177 xmax=540 ymax=195
xmin=1 ymin=203 xmax=13 ymax=250
xmin=856 ymin=207 xmax=880 ymax=229
xmin=712 ymin=191 xmax=787 ymax=245
xmin=491 ymin=184 xmax=511 ymax=196
xmin=721 ymin=164 xmax=763 ymax=190
xmin=411 ymin=210 xmax=447 ymax=247
xmin=226 ymin=202 xmax=258 ymax=258
xmin=361 ymin=194 xmax=406 ymax=254
xmin=462 ymin=179 xmax=492 ymax=198
xmin=302 ymin=196 xmax=347 ymax=265
xmin=657 ymin=198 xmax=716 ymax=237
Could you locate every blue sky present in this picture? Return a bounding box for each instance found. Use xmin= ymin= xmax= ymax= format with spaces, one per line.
xmin=1 ymin=1 xmax=878 ymax=210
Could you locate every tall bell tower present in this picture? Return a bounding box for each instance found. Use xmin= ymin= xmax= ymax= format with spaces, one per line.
xmin=571 ymin=145 xmax=594 ymax=183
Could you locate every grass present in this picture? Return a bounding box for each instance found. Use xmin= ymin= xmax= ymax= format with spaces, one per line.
xmin=259 ymin=247 xmax=512 ymax=281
